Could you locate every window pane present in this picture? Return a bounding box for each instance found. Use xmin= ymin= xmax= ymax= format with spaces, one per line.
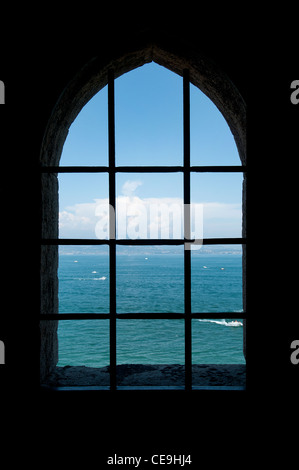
xmin=190 ymin=83 xmax=240 ymax=166
xmin=192 ymin=318 xmax=245 ymax=363
xmin=115 ymin=63 xmax=183 ymax=166
xmin=58 ymin=173 xmax=109 ymax=239
xmin=116 ymin=319 xmax=184 ymax=386
xmin=191 ymin=173 xmax=243 ymax=238
xmin=60 ymin=87 xmax=108 ymax=166
xmin=192 ymin=318 xmax=245 ymax=386
xmin=116 ymin=246 xmax=184 ymax=313
xmin=57 ymin=319 xmax=109 ymax=368
xmin=191 ymin=246 xmax=243 ymax=313
xmin=58 ymin=245 xmax=109 ymax=313
xmin=116 ymin=173 xmax=183 ymax=240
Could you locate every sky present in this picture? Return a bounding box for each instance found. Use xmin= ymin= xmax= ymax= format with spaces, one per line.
xmin=58 ymin=63 xmax=243 ymax=241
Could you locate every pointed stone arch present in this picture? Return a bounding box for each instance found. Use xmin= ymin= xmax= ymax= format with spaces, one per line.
xmin=40 ymin=33 xmax=246 ymax=382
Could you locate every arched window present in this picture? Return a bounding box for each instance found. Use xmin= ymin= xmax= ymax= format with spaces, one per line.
xmin=40 ymin=41 xmax=246 ymax=390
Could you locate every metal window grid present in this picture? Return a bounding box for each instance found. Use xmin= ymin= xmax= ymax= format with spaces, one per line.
xmin=40 ymin=69 xmax=247 ymax=390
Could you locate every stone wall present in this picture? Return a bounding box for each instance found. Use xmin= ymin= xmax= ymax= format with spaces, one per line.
xmin=40 ymin=174 xmax=58 ymax=381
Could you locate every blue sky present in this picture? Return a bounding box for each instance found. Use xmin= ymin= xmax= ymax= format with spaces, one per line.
xmin=59 ymin=63 xmax=242 ymax=240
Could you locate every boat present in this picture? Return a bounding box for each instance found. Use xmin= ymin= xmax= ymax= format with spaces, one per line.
xmin=228 ymin=320 xmax=243 ymax=327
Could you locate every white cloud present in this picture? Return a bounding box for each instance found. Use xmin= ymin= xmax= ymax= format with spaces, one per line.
xmin=201 ymin=202 xmax=242 ymax=237
xmin=59 ymin=197 xmax=241 ymax=239
xmin=121 ymin=180 xmax=143 ymax=196
xmin=202 ymin=202 xmax=241 ymax=219
xmin=116 ymin=195 xmax=185 ymax=239
xmin=59 ymin=199 xmax=109 ymax=238
xmin=59 ymin=178 xmax=241 ymax=239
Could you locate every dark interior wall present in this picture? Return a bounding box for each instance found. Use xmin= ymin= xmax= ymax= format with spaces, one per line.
xmin=0 ymin=15 xmax=253 ymax=388
xmin=2 ymin=12 xmax=299 ymax=464
xmin=0 ymin=16 xmax=247 ymax=390
xmin=1 ymin=10 xmax=297 ymax=394
xmin=38 ymin=24 xmax=247 ymax=381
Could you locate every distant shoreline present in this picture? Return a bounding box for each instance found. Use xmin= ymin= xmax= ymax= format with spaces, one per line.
xmin=58 ymin=245 xmax=243 ymax=257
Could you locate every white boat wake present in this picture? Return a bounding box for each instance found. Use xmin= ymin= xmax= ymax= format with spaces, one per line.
xmin=198 ymin=319 xmax=243 ymax=327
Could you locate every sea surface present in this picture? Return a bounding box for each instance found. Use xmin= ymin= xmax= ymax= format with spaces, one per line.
xmin=57 ymin=249 xmax=245 ymax=367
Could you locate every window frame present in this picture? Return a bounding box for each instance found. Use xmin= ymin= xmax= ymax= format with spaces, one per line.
xmin=40 ymin=68 xmax=247 ymax=391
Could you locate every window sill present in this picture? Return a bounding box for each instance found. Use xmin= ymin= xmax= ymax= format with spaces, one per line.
xmin=41 ymin=363 xmax=246 ymax=390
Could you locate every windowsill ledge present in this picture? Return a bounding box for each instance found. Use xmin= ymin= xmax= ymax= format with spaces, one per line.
xmin=41 ymin=363 xmax=246 ymax=388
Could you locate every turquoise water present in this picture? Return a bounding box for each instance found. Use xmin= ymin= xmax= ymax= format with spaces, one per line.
xmin=57 ymin=250 xmax=245 ymax=366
